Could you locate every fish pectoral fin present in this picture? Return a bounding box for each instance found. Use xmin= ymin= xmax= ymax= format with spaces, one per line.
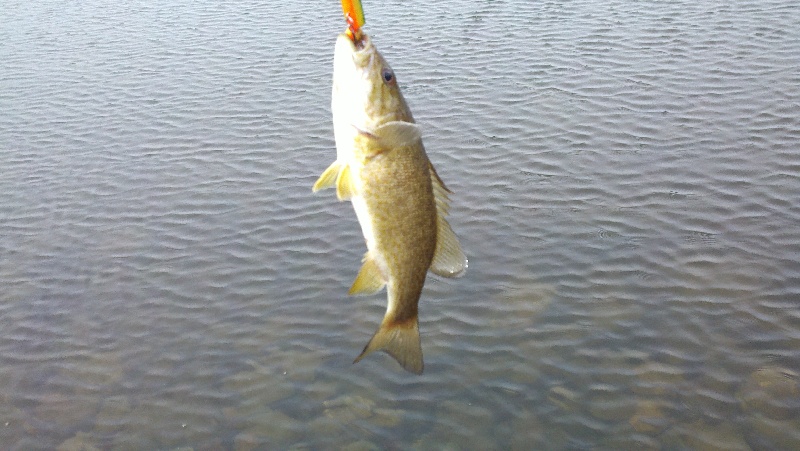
xmin=355 ymin=121 xmax=422 ymax=154
xmin=335 ymin=164 xmax=357 ymax=200
xmin=372 ymin=121 xmax=422 ymax=148
xmin=354 ymin=317 xmax=423 ymax=374
xmin=348 ymin=254 xmax=386 ymax=295
xmin=312 ymin=161 xmax=342 ymax=192
xmin=430 ymin=214 xmax=468 ymax=278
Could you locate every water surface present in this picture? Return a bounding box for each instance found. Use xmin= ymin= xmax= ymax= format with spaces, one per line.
xmin=2 ymin=0 xmax=799 ymax=449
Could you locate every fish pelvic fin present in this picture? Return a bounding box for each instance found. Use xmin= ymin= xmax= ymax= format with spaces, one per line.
xmin=354 ymin=317 xmax=423 ymax=375
xmin=335 ymin=163 xmax=356 ymax=200
xmin=348 ymin=253 xmax=386 ymax=295
xmin=312 ymin=161 xmax=342 ymax=192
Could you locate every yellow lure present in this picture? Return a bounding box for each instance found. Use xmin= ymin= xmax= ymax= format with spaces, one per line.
xmin=341 ymin=0 xmax=366 ymax=39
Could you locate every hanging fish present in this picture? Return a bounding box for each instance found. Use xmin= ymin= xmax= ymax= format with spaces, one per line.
xmin=314 ymin=1 xmax=467 ymax=374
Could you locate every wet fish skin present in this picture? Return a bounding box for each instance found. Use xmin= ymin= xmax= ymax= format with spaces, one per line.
xmin=314 ymin=31 xmax=467 ymax=374
xmin=347 ymin=121 xmax=437 ymax=374
xmin=314 ymin=32 xmax=414 ymax=195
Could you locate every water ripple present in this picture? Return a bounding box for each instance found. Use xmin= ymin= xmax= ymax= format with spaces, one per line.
xmin=1 ymin=0 xmax=799 ymax=449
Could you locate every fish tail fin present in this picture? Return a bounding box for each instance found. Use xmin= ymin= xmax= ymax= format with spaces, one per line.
xmin=354 ymin=317 xmax=423 ymax=374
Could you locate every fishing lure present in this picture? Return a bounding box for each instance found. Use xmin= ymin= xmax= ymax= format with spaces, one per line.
xmin=340 ymin=0 xmax=366 ymax=40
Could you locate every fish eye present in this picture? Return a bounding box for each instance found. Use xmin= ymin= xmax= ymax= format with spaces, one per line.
xmin=382 ymin=68 xmax=395 ymax=84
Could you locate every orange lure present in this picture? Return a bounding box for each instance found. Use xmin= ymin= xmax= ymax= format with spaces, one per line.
xmin=341 ymin=0 xmax=366 ymax=40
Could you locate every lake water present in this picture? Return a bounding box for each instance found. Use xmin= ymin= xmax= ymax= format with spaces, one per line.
xmin=2 ymin=0 xmax=799 ymax=449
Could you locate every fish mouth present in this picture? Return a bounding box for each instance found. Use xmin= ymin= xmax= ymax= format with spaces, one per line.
xmin=344 ymin=25 xmax=368 ymax=50
xmin=353 ymin=33 xmax=366 ymax=50
xmin=336 ymin=30 xmax=372 ymax=67
xmin=345 ymin=20 xmax=366 ymax=50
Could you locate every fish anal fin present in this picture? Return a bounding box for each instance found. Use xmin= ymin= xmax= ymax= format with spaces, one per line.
xmin=354 ymin=317 xmax=423 ymax=374
xmin=313 ymin=161 xmax=342 ymax=192
xmin=336 ymin=164 xmax=356 ymax=200
xmin=430 ymin=214 xmax=468 ymax=278
xmin=348 ymin=254 xmax=386 ymax=295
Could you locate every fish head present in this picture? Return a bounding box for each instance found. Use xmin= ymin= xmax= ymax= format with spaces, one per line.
xmin=332 ymin=31 xmax=414 ymax=158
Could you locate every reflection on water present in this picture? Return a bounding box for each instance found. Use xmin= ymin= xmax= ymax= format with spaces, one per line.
xmin=2 ymin=0 xmax=799 ymax=448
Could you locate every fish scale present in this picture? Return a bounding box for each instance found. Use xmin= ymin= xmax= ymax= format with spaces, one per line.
xmin=313 ymin=30 xmax=467 ymax=374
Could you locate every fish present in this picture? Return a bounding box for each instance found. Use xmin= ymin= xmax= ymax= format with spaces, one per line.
xmin=313 ymin=31 xmax=467 ymax=374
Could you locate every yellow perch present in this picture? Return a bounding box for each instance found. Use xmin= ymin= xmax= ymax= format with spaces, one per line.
xmin=314 ymin=31 xmax=467 ymax=374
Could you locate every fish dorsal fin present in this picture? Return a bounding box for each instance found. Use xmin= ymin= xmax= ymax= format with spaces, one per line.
xmin=430 ymin=213 xmax=468 ymax=278
xmin=429 ymin=161 xmax=452 ymax=215
xmin=335 ymin=163 xmax=356 ymax=200
xmin=426 ymin=161 xmax=466 ymax=277
xmin=358 ymin=121 xmax=422 ymax=150
xmin=313 ymin=160 xmax=342 ymax=192
xmin=349 ymin=253 xmax=386 ymax=295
